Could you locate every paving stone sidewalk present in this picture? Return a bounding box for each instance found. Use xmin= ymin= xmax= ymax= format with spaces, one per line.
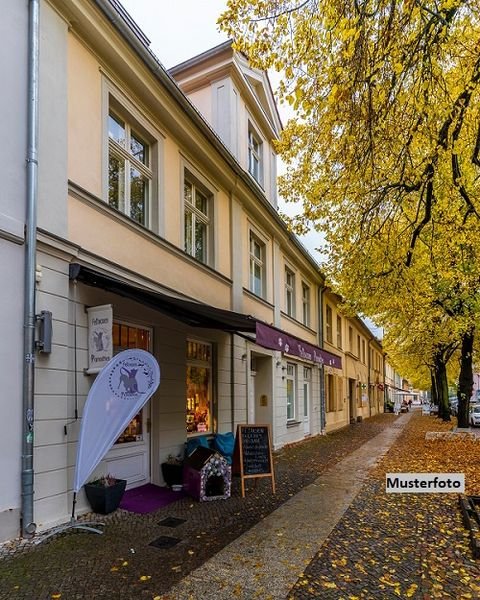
xmin=167 ymin=413 xmax=412 ymax=599
xmin=0 ymin=414 xmax=398 ymax=600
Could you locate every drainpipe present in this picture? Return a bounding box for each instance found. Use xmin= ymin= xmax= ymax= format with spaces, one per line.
xmin=21 ymin=0 xmax=40 ymax=538
xmin=317 ymin=284 xmax=326 ymax=434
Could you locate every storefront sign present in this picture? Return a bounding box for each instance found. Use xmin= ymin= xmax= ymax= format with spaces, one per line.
xmin=86 ymin=304 xmax=113 ymax=374
xmin=232 ymin=424 xmax=276 ymax=498
xmin=73 ymin=349 xmax=160 ymax=492
xmin=255 ymin=322 xmax=342 ymax=369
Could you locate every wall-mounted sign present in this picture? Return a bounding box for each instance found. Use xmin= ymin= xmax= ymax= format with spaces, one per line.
xmin=86 ymin=304 xmax=113 ymax=374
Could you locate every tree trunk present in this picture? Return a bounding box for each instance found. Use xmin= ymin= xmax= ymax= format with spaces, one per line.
xmin=457 ymin=328 xmax=474 ymax=428
xmin=434 ymin=356 xmax=450 ymax=422
xmin=430 ymin=369 xmax=438 ymax=406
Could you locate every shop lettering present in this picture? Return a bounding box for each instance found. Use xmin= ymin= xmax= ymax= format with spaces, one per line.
xmin=91 ymin=354 xmax=109 ymax=363
xmin=91 ymin=317 xmax=109 ymax=325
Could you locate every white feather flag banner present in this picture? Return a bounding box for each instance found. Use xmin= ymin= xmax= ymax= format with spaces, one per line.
xmin=73 ymin=349 xmax=160 ymax=492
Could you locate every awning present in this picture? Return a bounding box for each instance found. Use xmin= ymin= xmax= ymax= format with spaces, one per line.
xmin=256 ymin=322 xmax=342 ymax=369
xmin=69 ymin=263 xmax=257 ymax=332
xmin=69 ymin=263 xmax=342 ymax=368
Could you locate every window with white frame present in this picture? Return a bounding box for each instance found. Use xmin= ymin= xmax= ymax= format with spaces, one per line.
xmin=336 ymin=315 xmax=342 ymax=348
xmin=285 ymin=267 xmax=295 ymax=317
xmin=302 ymin=283 xmax=310 ymax=327
xmin=248 ymin=124 xmax=262 ymax=184
xmin=184 ymin=174 xmax=212 ymax=265
xmin=108 ymin=111 xmax=152 ymax=226
xmin=326 ymin=305 xmax=333 ymax=344
xmin=286 ymin=363 xmax=296 ymax=421
xmin=249 ymin=232 xmax=266 ymax=298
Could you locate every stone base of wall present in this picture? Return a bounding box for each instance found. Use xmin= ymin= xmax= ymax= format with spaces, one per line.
xmin=425 ymin=430 xmax=478 ymax=441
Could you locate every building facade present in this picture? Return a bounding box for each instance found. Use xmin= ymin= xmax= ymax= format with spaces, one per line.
xmin=1 ymin=0 xmax=388 ymax=541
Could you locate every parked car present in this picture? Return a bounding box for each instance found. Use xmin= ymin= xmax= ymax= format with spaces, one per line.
xmin=449 ymin=398 xmax=458 ymax=416
xmin=470 ymin=406 xmax=480 ymax=427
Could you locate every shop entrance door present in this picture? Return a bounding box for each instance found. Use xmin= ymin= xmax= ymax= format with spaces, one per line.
xmin=105 ymin=322 xmax=152 ymax=489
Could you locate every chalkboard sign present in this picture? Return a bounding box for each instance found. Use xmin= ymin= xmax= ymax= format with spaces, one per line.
xmin=233 ymin=424 xmax=275 ymax=497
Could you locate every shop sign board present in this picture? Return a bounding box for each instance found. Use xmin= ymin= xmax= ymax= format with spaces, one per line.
xmin=86 ymin=304 xmax=112 ymax=374
xmin=233 ymin=424 xmax=276 ymax=497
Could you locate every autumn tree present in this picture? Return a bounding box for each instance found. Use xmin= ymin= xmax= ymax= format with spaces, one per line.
xmin=220 ymin=0 xmax=480 ymax=425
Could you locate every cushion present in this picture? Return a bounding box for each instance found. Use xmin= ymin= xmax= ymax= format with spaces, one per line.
xmin=213 ymin=432 xmax=235 ymax=464
xmin=186 ymin=435 xmax=210 ymax=457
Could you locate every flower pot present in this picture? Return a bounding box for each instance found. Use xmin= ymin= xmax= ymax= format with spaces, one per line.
xmin=161 ymin=463 xmax=184 ymax=487
xmin=84 ymin=479 xmax=127 ymax=514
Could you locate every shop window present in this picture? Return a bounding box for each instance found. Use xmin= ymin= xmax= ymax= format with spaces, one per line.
xmin=326 ymin=374 xmax=336 ymax=412
xmin=186 ymin=340 xmax=212 ymax=436
xmin=112 ymin=322 xmax=151 ymax=444
xmin=286 ymin=362 xmax=296 ymax=421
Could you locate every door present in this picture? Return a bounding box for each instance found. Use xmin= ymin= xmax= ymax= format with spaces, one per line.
xmin=303 ymin=367 xmax=311 ymax=435
xmin=105 ymin=321 xmax=152 ymax=489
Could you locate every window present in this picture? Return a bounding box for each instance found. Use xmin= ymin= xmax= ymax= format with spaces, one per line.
xmin=303 ymin=367 xmax=311 ymax=419
xmin=112 ymin=322 xmax=151 ymax=444
xmin=326 ymin=374 xmax=336 ymax=412
xmin=349 ymin=326 xmax=353 ymax=352
xmin=285 ymin=267 xmax=295 ymax=317
xmin=336 ymin=316 xmax=342 ymax=348
xmin=108 ymin=111 xmax=152 ymax=226
xmin=357 ymin=335 xmax=361 ymax=358
xmin=249 ymin=232 xmax=266 ymax=298
xmin=286 ymin=363 xmax=296 ymax=420
xmin=325 ymin=305 xmax=333 ymax=343
xmin=248 ymin=125 xmax=262 ymax=183
xmin=302 ymin=283 xmax=310 ymax=327
xmin=186 ymin=340 xmax=212 ymax=436
xmin=184 ymin=176 xmax=211 ymax=264
xmin=362 ymin=339 xmax=366 ymax=364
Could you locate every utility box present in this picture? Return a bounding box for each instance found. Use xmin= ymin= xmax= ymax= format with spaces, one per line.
xmin=183 ymin=446 xmax=231 ymax=502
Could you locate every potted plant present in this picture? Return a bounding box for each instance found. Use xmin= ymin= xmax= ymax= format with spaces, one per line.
xmin=84 ymin=474 xmax=127 ymax=514
xmin=161 ymin=454 xmax=184 ymax=487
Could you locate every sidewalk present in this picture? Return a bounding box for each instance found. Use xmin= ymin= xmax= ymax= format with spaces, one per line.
xmin=167 ymin=413 xmax=413 ymax=599
xmin=0 ymin=414 xmax=399 ymax=600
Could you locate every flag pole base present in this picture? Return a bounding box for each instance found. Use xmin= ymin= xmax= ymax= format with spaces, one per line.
xmin=35 ymin=518 xmax=105 ymax=544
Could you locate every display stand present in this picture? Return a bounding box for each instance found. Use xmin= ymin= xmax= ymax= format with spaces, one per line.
xmin=36 ymin=492 xmax=104 ymax=544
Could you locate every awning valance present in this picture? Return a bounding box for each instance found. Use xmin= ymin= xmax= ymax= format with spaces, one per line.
xmin=255 ymin=322 xmax=342 ymax=369
xmin=69 ymin=263 xmax=257 ymax=333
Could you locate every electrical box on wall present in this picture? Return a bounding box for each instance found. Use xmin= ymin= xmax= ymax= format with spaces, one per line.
xmin=36 ymin=310 xmax=52 ymax=353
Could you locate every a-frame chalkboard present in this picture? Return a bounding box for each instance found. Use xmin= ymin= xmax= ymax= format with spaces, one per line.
xmin=232 ymin=424 xmax=275 ymax=497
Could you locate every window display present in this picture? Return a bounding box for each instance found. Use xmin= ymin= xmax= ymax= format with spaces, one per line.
xmin=186 ymin=340 xmax=212 ymax=435
xmin=113 ymin=322 xmax=151 ymax=444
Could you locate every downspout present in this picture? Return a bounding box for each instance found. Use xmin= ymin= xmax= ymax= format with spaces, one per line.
xmin=317 ymin=284 xmax=326 ymax=434
xmin=367 ymin=337 xmax=372 ymax=418
xmin=230 ymin=333 xmax=235 ymax=432
xmin=22 ymin=0 xmax=40 ymax=538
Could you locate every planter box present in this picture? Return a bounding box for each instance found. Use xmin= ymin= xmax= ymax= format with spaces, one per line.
xmin=161 ymin=463 xmax=184 ymax=487
xmin=84 ymin=479 xmax=127 ymax=514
